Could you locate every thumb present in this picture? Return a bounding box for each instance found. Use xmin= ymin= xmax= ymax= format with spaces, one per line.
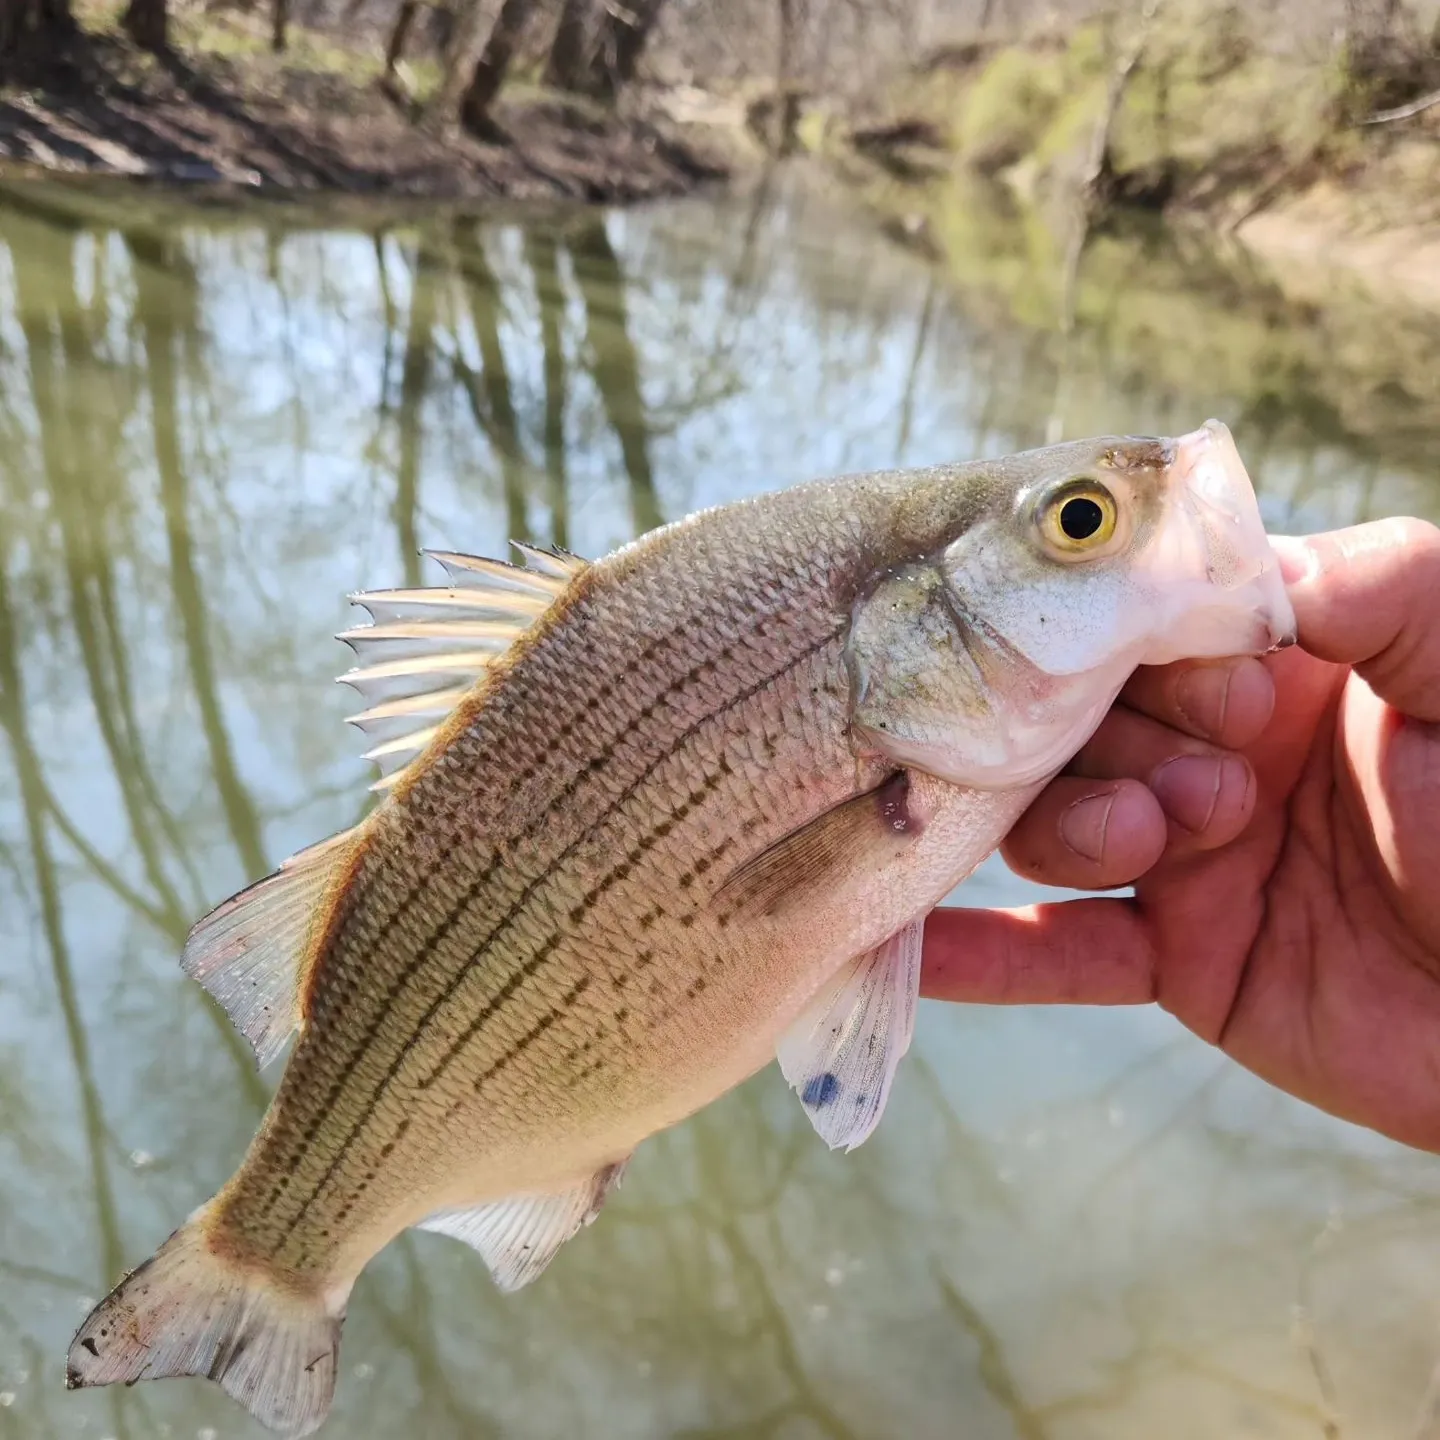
xmin=1273 ymin=519 xmax=1440 ymax=722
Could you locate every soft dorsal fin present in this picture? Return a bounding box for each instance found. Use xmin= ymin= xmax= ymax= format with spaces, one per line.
xmin=182 ymin=542 xmax=587 ymax=1069
xmin=181 ymin=829 xmax=360 ymax=1069
xmin=339 ymin=542 xmax=589 ymax=792
xmin=418 ymin=1159 xmax=629 ymax=1292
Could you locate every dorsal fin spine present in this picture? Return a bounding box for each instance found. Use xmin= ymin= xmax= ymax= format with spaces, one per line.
xmin=183 ymin=542 xmax=589 ymax=1064
xmin=338 ymin=543 xmax=590 ymax=793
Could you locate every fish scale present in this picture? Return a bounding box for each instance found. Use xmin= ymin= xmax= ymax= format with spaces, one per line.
xmin=256 ymin=636 xmax=860 ymax=1272
xmin=217 ymin=535 xmax=846 ymax=1255
xmin=65 ymin=424 xmax=1297 ymax=1438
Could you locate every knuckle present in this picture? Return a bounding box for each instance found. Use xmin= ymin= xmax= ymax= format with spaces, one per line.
xmin=1373 ymin=516 xmax=1440 ymax=565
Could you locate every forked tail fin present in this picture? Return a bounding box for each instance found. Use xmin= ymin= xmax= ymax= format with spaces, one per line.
xmin=66 ymin=1205 xmax=345 ymax=1437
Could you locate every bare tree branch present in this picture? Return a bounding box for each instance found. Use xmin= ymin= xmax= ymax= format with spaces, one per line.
xmin=1362 ymin=86 xmax=1440 ymax=123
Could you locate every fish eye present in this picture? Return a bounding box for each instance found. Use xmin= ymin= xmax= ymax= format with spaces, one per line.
xmin=1037 ymin=479 xmax=1119 ymax=558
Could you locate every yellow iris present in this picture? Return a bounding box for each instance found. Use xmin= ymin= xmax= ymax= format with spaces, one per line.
xmin=1038 ymin=480 xmax=1119 ymax=557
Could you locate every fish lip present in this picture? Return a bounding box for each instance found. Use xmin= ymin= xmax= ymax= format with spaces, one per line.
xmin=1144 ymin=418 xmax=1299 ymax=661
xmin=1173 ymin=420 xmax=1248 ymax=529
xmin=1235 ymin=559 xmax=1299 ymax=654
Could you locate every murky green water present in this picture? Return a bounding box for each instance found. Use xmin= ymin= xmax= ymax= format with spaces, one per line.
xmin=2 ymin=164 xmax=1440 ymax=1440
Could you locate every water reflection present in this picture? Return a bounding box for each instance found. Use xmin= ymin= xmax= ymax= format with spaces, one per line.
xmin=1 ymin=165 xmax=1439 ymax=1440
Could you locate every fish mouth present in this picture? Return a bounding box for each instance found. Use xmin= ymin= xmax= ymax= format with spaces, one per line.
xmin=1250 ymin=612 xmax=1299 ymax=654
xmin=1143 ymin=419 xmax=1299 ymax=662
xmin=1172 ymin=420 xmax=1261 ymax=562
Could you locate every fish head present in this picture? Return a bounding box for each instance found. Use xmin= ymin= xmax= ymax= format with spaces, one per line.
xmin=847 ymin=420 xmax=1295 ymax=790
xmin=941 ymin=417 xmax=1296 ymax=678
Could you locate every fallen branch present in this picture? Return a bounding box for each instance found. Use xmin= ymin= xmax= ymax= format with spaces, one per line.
xmin=1361 ymin=87 xmax=1440 ymax=124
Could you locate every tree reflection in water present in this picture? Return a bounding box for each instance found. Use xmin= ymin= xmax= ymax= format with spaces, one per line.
xmin=0 ymin=169 xmax=1438 ymax=1439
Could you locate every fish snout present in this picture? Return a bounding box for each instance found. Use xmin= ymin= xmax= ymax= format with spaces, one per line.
xmin=1173 ymin=419 xmax=1248 ymax=526
xmin=1174 ymin=418 xmax=1298 ymax=644
xmin=1135 ymin=420 xmax=1299 ymax=666
xmin=1219 ymin=551 xmax=1298 ymax=659
xmin=1244 ymin=541 xmax=1300 ymax=656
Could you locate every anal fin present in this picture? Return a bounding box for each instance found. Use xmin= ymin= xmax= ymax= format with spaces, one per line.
xmin=778 ymin=917 xmax=925 ymax=1152
xmin=181 ymin=828 xmax=359 ymax=1070
xmin=419 ymin=1159 xmax=630 ymax=1292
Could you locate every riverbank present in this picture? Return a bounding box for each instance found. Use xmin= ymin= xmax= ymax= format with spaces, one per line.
xmin=0 ymin=14 xmax=732 ymax=201
xmin=818 ymin=9 xmax=1440 ymax=314
xmin=815 ymin=154 xmax=1440 ymax=486
xmin=3 ymin=3 xmax=1436 ymax=317
xmin=1227 ymin=154 xmax=1440 ymax=316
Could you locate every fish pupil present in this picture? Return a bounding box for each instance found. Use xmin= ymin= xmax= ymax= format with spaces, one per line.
xmin=1060 ymin=497 xmax=1104 ymax=541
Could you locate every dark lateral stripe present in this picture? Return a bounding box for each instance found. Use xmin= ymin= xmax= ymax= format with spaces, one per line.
xmin=264 ymin=607 xmax=748 ymax=1206
xmin=442 ymin=974 xmax=593 ymax=1118
xmin=419 ymin=763 xmax=730 ymax=1096
xmin=274 ymin=614 xmax=702 ymax=1169
xmin=283 ymin=635 xmax=833 ymax=1241
xmin=280 ymin=626 xmax=844 ymax=1244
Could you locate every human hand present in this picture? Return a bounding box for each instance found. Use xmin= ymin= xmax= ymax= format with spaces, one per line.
xmin=922 ymin=518 xmax=1440 ymax=1153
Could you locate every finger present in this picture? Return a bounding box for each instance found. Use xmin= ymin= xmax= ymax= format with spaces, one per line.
xmin=1070 ymin=705 xmax=1258 ymax=850
xmin=1274 ymin=520 xmax=1440 ymax=721
xmin=1119 ymin=655 xmax=1275 ymax=749
xmin=920 ymin=900 xmax=1156 ymax=1006
xmin=1000 ymin=777 xmax=1167 ymax=891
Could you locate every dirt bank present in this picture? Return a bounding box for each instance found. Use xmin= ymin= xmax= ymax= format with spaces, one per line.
xmin=1224 ymin=136 xmax=1440 ymax=314
xmin=0 ymin=21 xmax=731 ymax=202
xmin=820 ymin=8 xmax=1440 ymax=312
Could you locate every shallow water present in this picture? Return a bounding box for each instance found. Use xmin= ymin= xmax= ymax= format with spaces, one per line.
xmin=2 ymin=164 xmax=1439 ymax=1440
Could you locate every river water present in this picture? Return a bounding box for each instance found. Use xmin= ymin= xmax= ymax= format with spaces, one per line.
xmin=1 ymin=164 xmax=1439 ymax=1440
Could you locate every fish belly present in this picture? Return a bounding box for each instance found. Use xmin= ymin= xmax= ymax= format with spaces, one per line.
xmin=214 ymin=757 xmax=1035 ymax=1285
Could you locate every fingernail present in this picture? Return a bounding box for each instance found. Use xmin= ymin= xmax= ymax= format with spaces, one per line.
xmin=1270 ymin=535 xmax=1318 ymax=586
xmin=1058 ymin=791 xmax=1115 ymax=864
xmin=1150 ymin=755 xmax=1241 ymax=834
xmin=1173 ymin=666 xmax=1231 ymax=739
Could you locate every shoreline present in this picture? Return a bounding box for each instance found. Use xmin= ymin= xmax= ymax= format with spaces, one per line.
xmin=829 ymin=154 xmax=1440 ymax=479
xmin=819 ymin=17 xmax=1440 ymax=319
xmin=1231 ymin=201 xmax=1440 ymax=317
xmin=0 ymin=29 xmax=737 ymax=205
xmin=3 ymin=21 xmax=1438 ymax=318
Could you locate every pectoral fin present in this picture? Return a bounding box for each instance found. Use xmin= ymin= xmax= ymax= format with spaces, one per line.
xmin=777 ymin=918 xmax=925 ymax=1152
xmin=418 ymin=1159 xmax=629 ymax=1292
xmin=714 ymin=771 xmax=916 ymax=921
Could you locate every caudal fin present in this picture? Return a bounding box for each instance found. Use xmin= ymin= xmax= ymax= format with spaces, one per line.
xmin=66 ymin=1209 xmax=344 ymax=1437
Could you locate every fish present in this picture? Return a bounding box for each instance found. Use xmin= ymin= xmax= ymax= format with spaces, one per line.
xmin=65 ymin=419 xmax=1295 ymax=1436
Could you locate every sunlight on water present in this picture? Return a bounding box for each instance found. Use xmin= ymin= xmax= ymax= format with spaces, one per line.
xmin=1 ymin=166 xmax=1439 ymax=1440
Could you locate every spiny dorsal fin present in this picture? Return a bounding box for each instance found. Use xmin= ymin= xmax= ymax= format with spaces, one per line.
xmin=418 ymin=1159 xmax=629 ymax=1292
xmin=183 ymin=544 xmax=588 ymax=1068
xmin=181 ymin=828 xmax=359 ymax=1070
xmin=339 ymin=542 xmax=589 ymax=793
